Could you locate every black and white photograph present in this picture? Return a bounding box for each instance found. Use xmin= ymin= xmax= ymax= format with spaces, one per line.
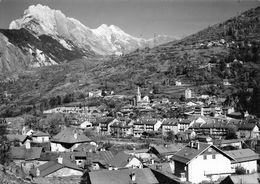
xmin=0 ymin=0 xmax=260 ymax=183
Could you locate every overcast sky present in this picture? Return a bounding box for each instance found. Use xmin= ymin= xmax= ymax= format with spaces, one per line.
xmin=0 ymin=0 xmax=259 ymax=38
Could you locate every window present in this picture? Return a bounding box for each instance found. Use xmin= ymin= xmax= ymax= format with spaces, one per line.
xmin=203 ymin=155 xmax=207 ymax=160
xmin=212 ymin=154 xmax=216 ymax=159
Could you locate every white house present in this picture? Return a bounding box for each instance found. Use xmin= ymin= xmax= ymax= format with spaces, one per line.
xmin=31 ymin=131 xmax=50 ymax=143
xmin=50 ymin=127 xmax=91 ymax=152
xmin=176 ymin=81 xmax=182 ymax=86
xmin=31 ymin=156 xmax=83 ymax=178
xmin=185 ymin=88 xmax=192 ymax=99
xmin=109 ymin=152 xmax=143 ymax=169
xmin=171 ymin=141 xmax=234 ymax=183
xmin=225 ymin=149 xmax=259 ymax=174
xmin=161 ymin=119 xmax=179 ymax=136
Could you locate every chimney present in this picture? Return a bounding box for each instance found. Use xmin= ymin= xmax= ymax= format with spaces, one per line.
xmin=25 ymin=140 xmax=31 ymax=149
xmin=57 ymin=156 xmax=63 ymax=164
xmin=74 ymin=132 xmax=78 ymax=140
xmin=36 ymin=168 xmax=40 ymax=177
xmin=151 ymin=159 xmax=154 ymax=165
xmin=130 ymin=172 xmax=136 ymax=183
xmin=195 ymin=141 xmax=200 ymax=149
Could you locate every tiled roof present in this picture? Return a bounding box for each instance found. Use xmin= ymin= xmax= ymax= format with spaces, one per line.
xmin=6 ymin=134 xmax=28 ymax=143
xmin=31 ymin=158 xmax=82 ymax=177
xmin=109 ymin=152 xmax=134 ymax=168
xmin=222 ymin=173 xmax=260 ymax=184
xmin=237 ymin=123 xmax=257 ymax=131
xmin=214 ymin=138 xmax=246 ymax=146
xmin=86 ymin=151 xmax=115 ymax=165
xmin=150 ymin=143 xmax=185 ymax=156
xmin=96 ymin=117 xmax=114 ymax=124
xmin=89 ymin=168 xmax=159 ymax=184
xmin=74 ymin=143 xmax=97 ymax=152
xmin=171 ymin=142 xmax=234 ymax=164
xmin=51 ymin=127 xmax=91 ymax=143
xmin=162 ymin=119 xmax=178 ymax=126
xmin=10 ymin=146 xmax=42 ymax=160
xmin=32 ymin=131 xmax=49 ymax=137
xmin=224 ymin=149 xmax=260 ymax=163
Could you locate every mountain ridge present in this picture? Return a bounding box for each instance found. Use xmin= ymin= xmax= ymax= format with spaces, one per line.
xmin=10 ymin=4 xmax=176 ymax=55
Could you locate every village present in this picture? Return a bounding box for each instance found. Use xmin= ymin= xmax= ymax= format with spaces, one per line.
xmin=1 ymin=84 xmax=260 ymax=184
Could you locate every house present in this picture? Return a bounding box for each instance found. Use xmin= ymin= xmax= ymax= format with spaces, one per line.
xmin=89 ymin=90 xmax=102 ymax=98
xmin=86 ymin=151 xmax=115 ymax=169
xmin=10 ymin=146 xmax=43 ymax=175
xmin=133 ymin=118 xmax=162 ymax=137
xmin=237 ymin=123 xmax=259 ymax=139
xmin=88 ymin=168 xmax=159 ymax=184
xmin=171 ymin=141 xmax=234 ymax=183
xmin=79 ymin=121 xmax=92 ymax=129
xmin=30 ymin=156 xmax=83 ymax=177
xmin=108 ymin=151 xmax=143 ymax=169
xmin=149 ymin=143 xmax=185 ymax=159
xmin=178 ymin=119 xmax=193 ymax=132
xmin=175 ymin=81 xmax=182 ymax=86
xmin=223 ymin=79 xmax=231 ymax=86
xmin=214 ymin=138 xmax=246 ymax=150
xmin=185 ymin=88 xmax=192 ymax=99
xmin=110 ymin=118 xmax=133 ymax=137
xmin=220 ymin=173 xmax=260 ymax=184
xmin=124 ymin=149 xmax=157 ymax=163
xmin=95 ymin=117 xmax=115 ymax=135
xmin=225 ymin=149 xmax=259 ymax=174
xmin=50 ymin=127 xmax=91 ymax=152
xmin=31 ymin=131 xmax=50 ymax=143
xmin=161 ymin=119 xmax=179 ymax=136
xmin=6 ymin=134 xmax=29 ymax=146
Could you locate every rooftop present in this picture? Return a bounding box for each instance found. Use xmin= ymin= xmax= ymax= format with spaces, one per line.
xmin=10 ymin=146 xmax=42 ymax=160
xmin=89 ymin=168 xmax=159 ymax=184
xmin=51 ymin=127 xmax=91 ymax=144
xmin=224 ymin=149 xmax=260 ymax=163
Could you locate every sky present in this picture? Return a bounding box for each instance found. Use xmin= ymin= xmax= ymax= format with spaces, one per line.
xmin=0 ymin=0 xmax=260 ymax=39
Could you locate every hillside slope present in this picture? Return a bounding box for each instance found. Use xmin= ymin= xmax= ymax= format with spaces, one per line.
xmin=0 ymin=28 xmax=92 ymax=79
xmin=1 ymin=6 xmax=260 ymax=117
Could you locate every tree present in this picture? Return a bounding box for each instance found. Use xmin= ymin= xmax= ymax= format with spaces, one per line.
xmin=24 ymin=114 xmax=38 ymax=129
xmin=0 ymin=119 xmax=11 ymax=166
xmin=165 ymin=131 xmax=175 ymax=142
xmin=235 ymin=166 xmax=246 ymax=175
xmin=226 ymin=126 xmax=237 ymax=140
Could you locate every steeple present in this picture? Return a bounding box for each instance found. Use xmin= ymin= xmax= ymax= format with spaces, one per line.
xmin=137 ymin=86 xmax=141 ymax=102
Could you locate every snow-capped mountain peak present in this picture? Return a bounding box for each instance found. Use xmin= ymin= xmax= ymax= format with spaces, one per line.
xmin=9 ymin=4 xmax=176 ymax=55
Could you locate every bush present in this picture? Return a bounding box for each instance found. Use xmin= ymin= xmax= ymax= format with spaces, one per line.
xmin=235 ymin=166 xmax=246 ymax=175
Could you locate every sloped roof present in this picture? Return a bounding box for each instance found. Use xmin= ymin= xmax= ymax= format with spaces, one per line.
xmin=214 ymin=138 xmax=246 ymax=146
xmin=171 ymin=142 xmax=234 ymax=164
xmin=10 ymin=146 xmax=42 ymax=160
xmin=221 ymin=173 xmax=260 ymax=184
xmin=151 ymin=143 xmax=185 ymax=156
xmin=224 ymin=149 xmax=260 ymax=163
xmin=109 ymin=152 xmax=134 ymax=168
xmin=96 ymin=117 xmax=114 ymax=124
xmin=32 ymin=131 xmax=49 ymax=137
xmin=6 ymin=134 xmax=28 ymax=143
xmin=86 ymin=151 xmax=115 ymax=165
xmin=31 ymin=158 xmax=82 ymax=177
xmin=89 ymin=168 xmax=159 ymax=184
xmin=238 ymin=123 xmax=257 ymax=131
xmin=51 ymin=127 xmax=91 ymax=144
xmin=74 ymin=143 xmax=96 ymax=152
xmin=162 ymin=119 xmax=178 ymax=126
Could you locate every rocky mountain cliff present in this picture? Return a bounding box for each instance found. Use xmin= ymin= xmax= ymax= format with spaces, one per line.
xmin=10 ymin=4 xmax=175 ymax=55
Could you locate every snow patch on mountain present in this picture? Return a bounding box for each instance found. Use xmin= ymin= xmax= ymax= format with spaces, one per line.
xmin=9 ymin=4 xmax=176 ymax=55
